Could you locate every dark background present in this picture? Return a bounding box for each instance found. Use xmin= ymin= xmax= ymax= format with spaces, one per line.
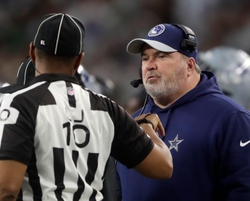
xmin=1 ymin=0 xmax=250 ymax=106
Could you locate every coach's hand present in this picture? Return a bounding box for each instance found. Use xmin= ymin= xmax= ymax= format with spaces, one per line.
xmin=135 ymin=113 xmax=165 ymax=137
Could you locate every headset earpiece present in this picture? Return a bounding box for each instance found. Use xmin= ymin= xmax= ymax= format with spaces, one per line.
xmin=171 ymin=23 xmax=197 ymax=52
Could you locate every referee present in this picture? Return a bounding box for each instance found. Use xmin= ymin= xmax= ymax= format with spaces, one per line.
xmin=0 ymin=13 xmax=173 ymax=201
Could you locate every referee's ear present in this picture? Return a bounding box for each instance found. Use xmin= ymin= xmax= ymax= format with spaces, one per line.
xmin=29 ymin=42 xmax=36 ymax=62
xmin=74 ymin=52 xmax=84 ymax=71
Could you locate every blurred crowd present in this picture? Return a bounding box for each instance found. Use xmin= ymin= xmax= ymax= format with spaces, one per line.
xmin=1 ymin=0 xmax=250 ymax=106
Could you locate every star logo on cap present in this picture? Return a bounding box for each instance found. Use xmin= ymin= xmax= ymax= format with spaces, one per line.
xmin=168 ymin=134 xmax=184 ymax=152
xmin=148 ymin=24 xmax=165 ymax=37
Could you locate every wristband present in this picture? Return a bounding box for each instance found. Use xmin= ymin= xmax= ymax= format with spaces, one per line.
xmin=136 ymin=118 xmax=155 ymax=130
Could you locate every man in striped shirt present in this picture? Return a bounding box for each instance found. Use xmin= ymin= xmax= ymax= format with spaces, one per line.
xmin=0 ymin=13 xmax=173 ymax=201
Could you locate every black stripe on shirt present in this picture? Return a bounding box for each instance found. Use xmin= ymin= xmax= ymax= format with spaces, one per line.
xmin=72 ymin=150 xmax=85 ymax=201
xmin=27 ymin=150 xmax=43 ymax=201
xmin=86 ymin=153 xmax=99 ymax=200
xmin=53 ymin=148 xmax=65 ymax=201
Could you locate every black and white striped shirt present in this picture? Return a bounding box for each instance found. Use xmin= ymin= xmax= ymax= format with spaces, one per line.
xmin=0 ymin=74 xmax=153 ymax=201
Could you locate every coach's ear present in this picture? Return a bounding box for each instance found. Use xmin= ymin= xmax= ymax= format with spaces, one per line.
xmin=29 ymin=42 xmax=36 ymax=62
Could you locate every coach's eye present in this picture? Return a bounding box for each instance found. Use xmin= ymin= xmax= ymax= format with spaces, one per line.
xmin=158 ymin=53 xmax=167 ymax=58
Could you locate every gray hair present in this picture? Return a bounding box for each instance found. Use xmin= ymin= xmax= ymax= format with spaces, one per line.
xmin=183 ymin=55 xmax=201 ymax=74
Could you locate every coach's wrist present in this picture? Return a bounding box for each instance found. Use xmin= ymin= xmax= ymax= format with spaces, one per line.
xmin=136 ymin=118 xmax=155 ymax=130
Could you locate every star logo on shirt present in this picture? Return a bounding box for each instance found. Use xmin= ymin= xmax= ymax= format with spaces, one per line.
xmin=168 ymin=134 xmax=184 ymax=152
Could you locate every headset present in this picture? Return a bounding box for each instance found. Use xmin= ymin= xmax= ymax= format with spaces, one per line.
xmin=130 ymin=23 xmax=197 ymax=88
xmin=171 ymin=23 xmax=197 ymax=52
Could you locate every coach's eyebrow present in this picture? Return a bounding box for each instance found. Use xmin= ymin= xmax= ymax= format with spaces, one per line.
xmin=141 ymin=50 xmax=163 ymax=57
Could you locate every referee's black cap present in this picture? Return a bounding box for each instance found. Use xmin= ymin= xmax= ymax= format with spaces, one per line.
xmin=0 ymin=57 xmax=35 ymax=93
xmin=33 ymin=13 xmax=85 ymax=57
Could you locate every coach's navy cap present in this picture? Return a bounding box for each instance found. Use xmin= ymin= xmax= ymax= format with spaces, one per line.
xmin=126 ymin=23 xmax=198 ymax=62
xmin=33 ymin=13 xmax=85 ymax=57
xmin=0 ymin=57 xmax=35 ymax=93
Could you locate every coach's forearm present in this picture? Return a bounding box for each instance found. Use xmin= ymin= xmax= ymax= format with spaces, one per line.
xmin=135 ymin=124 xmax=173 ymax=179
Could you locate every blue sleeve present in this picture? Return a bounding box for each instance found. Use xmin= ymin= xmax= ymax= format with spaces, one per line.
xmin=218 ymin=111 xmax=250 ymax=200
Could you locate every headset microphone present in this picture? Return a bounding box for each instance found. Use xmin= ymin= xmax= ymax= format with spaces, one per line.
xmin=130 ymin=79 xmax=143 ymax=88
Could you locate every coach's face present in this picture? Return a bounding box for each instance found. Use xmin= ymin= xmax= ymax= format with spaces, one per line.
xmin=141 ymin=44 xmax=189 ymax=100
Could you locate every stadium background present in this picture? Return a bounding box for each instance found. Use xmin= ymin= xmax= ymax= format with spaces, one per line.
xmin=0 ymin=0 xmax=250 ymax=106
